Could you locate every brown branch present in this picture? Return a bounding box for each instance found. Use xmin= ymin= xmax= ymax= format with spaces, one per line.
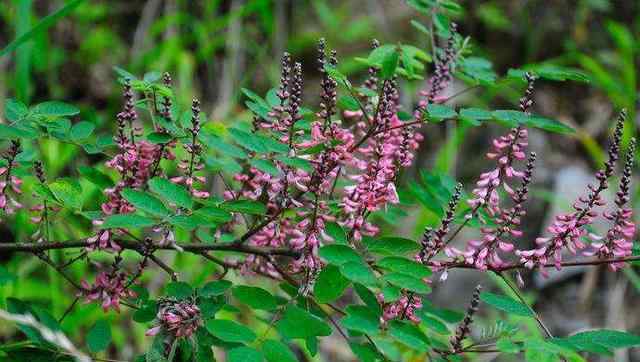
xmin=0 ymin=239 xmax=299 ymax=257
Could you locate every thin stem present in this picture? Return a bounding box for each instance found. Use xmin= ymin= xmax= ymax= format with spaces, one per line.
xmin=496 ymin=271 xmax=552 ymax=338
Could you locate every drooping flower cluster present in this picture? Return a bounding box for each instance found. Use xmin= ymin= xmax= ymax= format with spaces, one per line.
xmin=584 ymin=138 xmax=636 ymax=270
xmin=458 ymin=153 xmax=536 ymax=270
xmin=0 ymin=140 xmax=23 ymax=214
xmin=377 ymin=292 xmax=422 ymax=326
xmin=468 ymin=73 xmax=535 ymax=216
xmin=145 ymin=298 xmax=202 ymax=338
xmin=516 ymin=111 xmax=626 ymax=274
xmin=80 ymin=270 xmax=134 ymax=312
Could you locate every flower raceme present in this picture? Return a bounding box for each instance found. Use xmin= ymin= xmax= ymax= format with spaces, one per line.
xmin=515 ymin=112 xmax=629 ymax=275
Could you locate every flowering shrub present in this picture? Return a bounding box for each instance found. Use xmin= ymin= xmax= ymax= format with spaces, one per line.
xmin=1 ymin=1 xmax=640 ymax=362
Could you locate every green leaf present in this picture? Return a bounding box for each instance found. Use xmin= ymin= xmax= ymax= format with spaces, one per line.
xmin=276 ymin=156 xmax=314 ymax=173
xmin=194 ymin=206 xmax=232 ymax=223
xmin=459 ymin=108 xmax=492 ymax=125
xmin=497 ymin=337 xmax=521 ymax=353
xmin=232 ymin=285 xmax=278 ymax=311
xmin=383 ymin=273 xmax=431 ymax=294
xmin=147 ymin=132 xmax=173 ymax=144
xmin=0 ymin=0 xmax=86 ymax=57
xmin=227 ymin=346 xmax=264 ymax=362
xmin=492 ymin=110 xmax=526 ymax=128
xmin=340 ymin=261 xmax=377 ymax=286
xmin=201 ymin=280 xmax=232 ymax=297
xmin=380 ymin=46 xmax=400 ymax=79
xmin=354 ymin=284 xmax=382 ymax=315
xmin=0 ymin=124 xmax=38 ymax=139
xmin=480 ymin=292 xmax=533 ymax=317
xmin=121 ymin=189 xmax=170 ymax=217
xmin=87 ymin=320 xmax=111 ymax=353
xmin=262 ymin=340 xmax=298 ymax=362
xmin=566 ymin=329 xmax=640 ymax=350
xmin=388 ymin=320 xmax=430 ymax=351
xmin=319 ymin=245 xmax=362 ymax=265
xmin=49 ymin=178 xmax=83 ymax=209
xmin=276 ymin=305 xmax=332 ymax=340
xmin=32 ymin=101 xmax=80 ymax=117
xmin=324 ymin=222 xmax=347 ymax=243
xmin=364 ymin=237 xmax=420 ymax=255
xmin=201 ymin=134 xmax=248 ymax=159
xmin=78 ymin=166 xmax=113 ymax=189
xmin=168 ymin=215 xmax=208 ymax=230
xmin=207 ymin=319 xmax=256 ymax=343
xmin=337 ymin=95 xmax=360 ymax=111
xmin=377 ymin=257 xmax=432 ymax=278
xmin=323 ymin=64 xmax=350 ymax=87
xmin=250 ymin=159 xmax=281 ymax=177
xmin=341 ymin=305 xmax=380 ymax=334
xmin=221 ymin=199 xmax=266 ymax=215
xmin=314 ymin=264 xmax=350 ymax=303
xmin=524 ymin=115 xmax=575 ymax=134
xmin=0 ymin=265 xmax=16 ymax=286
xmin=148 ymin=177 xmax=193 ymax=209
xmin=166 ymin=282 xmax=193 ymax=299
xmin=5 ymin=99 xmax=28 ymax=121
xmin=101 ymin=214 xmax=156 ymax=229
xmin=426 ymin=104 xmax=457 ymax=121
xmin=228 ymin=128 xmax=268 ymax=153
xmin=133 ymin=302 xmax=157 ymax=323
xmin=70 ymin=121 xmax=95 ymax=141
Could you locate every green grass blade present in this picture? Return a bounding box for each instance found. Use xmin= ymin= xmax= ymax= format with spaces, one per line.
xmin=0 ymin=0 xmax=86 ymax=58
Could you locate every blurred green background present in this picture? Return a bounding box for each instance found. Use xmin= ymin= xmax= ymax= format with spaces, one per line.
xmin=0 ymin=0 xmax=639 ymax=361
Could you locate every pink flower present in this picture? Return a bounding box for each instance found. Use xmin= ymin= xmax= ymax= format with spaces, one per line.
xmin=146 ymin=298 xmax=202 ymax=338
xmin=517 ymin=113 xmax=626 ymax=274
xmin=585 ymin=140 xmax=636 ymax=271
xmin=0 ymin=141 xmax=23 ymax=215
xmin=377 ymin=292 xmax=422 ymax=326
xmin=80 ymin=271 xmax=135 ymax=312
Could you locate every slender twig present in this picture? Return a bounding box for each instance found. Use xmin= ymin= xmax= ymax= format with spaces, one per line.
xmin=146 ymin=254 xmax=178 ymax=281
xmin=496 ymin=271 xmax=552 ymax=338
xmin=58 ymin=297 xmax=79 ymax=323
xmin=34 ymin=252 xmax=82 ymax=290
xmin=0 ymin=239 xmax=299 ymax=257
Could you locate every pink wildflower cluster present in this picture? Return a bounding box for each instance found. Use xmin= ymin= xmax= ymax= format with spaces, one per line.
xmin=516 ymin=112 xmax=626 ymax=274
xmin=81 ymin=270 xmax=134 ymax=312
xmin=340 ymin=79 xmax=418 ymax=241
xmin=377 ymin=292 xmax=422 ymax=326
xmin=0 ymin=140 xmax=23 ymax=214
xmin=468 ymin=74 xmax=535 ymax=215
xmin=146 ymin=298 xmax=202 ymax=338
xmin=458 ymin=153 xmax=536 ymax=270
xmin=585 ymin=139 xmax=636 ymax=270
xmin=88 ymin=80 xmax=173 ymax=251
